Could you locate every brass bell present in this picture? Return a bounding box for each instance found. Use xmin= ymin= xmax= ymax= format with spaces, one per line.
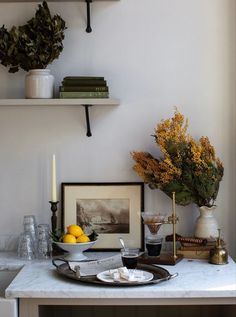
xmin=209 ymin=229 xmax=228 ymax=265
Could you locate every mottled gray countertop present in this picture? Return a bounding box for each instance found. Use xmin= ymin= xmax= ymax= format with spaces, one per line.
xmin=1 ymin=252 xmax=235 ymax=304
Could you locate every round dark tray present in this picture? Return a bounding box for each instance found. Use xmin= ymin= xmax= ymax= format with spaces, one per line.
xmin=52 ymin=258 xmax=178 ymax=286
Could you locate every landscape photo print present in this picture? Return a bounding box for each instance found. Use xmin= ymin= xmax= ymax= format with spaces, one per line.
xmin=77 ymin=199 xmax=130 ymax=234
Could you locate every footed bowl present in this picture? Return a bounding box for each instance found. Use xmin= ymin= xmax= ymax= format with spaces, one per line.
xmin=54 ymin=240 xmax=97 ymax=261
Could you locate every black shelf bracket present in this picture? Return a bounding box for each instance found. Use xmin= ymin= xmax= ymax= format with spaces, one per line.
xmin=85 ymin=0 xmax=92 ymax=33
xmin=83 ymin=105 xmax=93 ymax=137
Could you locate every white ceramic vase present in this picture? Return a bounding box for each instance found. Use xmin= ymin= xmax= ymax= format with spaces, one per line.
xmin=25 ymin=69 xmax=54 ymax=99
xmin=194 ymin=206 xmax=219 ymax=239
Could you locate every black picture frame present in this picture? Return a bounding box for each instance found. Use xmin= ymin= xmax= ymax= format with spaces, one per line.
xmin=61 ymin=182 xmax=144 ymax=251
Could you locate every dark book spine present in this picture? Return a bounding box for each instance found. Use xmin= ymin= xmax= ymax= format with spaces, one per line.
xmin=63 ymin=76 xmax=104 ymax=81
xmin=62 ymin=80 xmax=107 ymax=87
xmin=59 ymin=86 xmax=108 ymax=92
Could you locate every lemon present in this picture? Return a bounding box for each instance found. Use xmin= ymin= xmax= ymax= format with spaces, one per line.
xmin=76 ymin=234 xmax=90 ymax=243
xmin=62 ymin=234 xmax=77 ymax=243
xmin=67 ymin=224 xmax=84 ymax=237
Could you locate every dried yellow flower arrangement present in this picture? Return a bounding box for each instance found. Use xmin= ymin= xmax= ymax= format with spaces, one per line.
xmin=131 ymin=110 xmax=224 ymax=207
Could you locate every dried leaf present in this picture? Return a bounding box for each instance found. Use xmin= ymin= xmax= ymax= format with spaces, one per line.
xmin=0 ymin=1 xmax=66 ymax=73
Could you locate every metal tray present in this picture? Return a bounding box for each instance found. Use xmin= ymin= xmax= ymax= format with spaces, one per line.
xmin=52 ymin=258 xmax=178 ymax=286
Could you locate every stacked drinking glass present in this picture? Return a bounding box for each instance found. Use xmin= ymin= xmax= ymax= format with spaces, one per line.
xmin=18 ymin=215 xmax=37 ymax=260
xmin=17 ymin=215 xmax=51 ymax=260
xmin=37 ymin=223 xmax=51 ymax=259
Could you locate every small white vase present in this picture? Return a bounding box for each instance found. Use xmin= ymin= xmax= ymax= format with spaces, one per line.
xmin=194 ymin=206 xmax=218 ymax=239
xmin=25 ymin=69 xmax=54 ymax=99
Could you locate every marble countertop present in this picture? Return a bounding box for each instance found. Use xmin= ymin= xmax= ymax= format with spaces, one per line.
xmin=1 ymin=252 xmax=235 ymax=302
xmin=0 ymin=252 xmax=29 ymax=270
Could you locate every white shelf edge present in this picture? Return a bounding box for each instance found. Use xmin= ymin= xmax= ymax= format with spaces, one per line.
xmin=0 ymin=98 xmax=120 ymax=107
xmin=0 ymin=1 xmax=120 ymax=2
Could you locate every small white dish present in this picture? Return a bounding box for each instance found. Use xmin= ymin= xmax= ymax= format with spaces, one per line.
xmin=97 ymin=269 xmax=153 ymax=284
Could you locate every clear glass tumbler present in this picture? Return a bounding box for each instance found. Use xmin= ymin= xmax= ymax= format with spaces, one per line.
xmin=37 ymin=224 xmax=51 ymax=259
xmin=17 ymin=232 xmax=35 ymax=260
xmin=23 ymin=215 xmax=37 ymax=226
xmin=120 ymin=248 xmax=140 ymax=269
xmin=38 ymin=224 xmax=50 ymax=236
xmin=145 ymin=236 xmax=163 ymax=257
xmin=23 ymin=215 xmax=37 ymax=243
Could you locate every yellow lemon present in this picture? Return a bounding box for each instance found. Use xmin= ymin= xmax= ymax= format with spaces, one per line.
xmin=62 ymin=234 xmax=76 ymax=243
xmin=67 ymin=224 xmax=84 ymax=237
xmin=76 ymin=234 xmax=90 ymax=243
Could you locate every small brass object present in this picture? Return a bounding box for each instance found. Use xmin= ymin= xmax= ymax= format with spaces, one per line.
xmin=209 ymin=229 xmax=228 ymax=265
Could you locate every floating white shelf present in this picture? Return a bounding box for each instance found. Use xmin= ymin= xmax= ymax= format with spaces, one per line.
xmin=0 ymin=98 xmax=119 ymax=107
xmin=0 ymin=0 xmax=119 ymax=2
xmin=0 ymin=0 xmax=120 ymax=32
xmin=0 ymin=98 xmax=120 ymax=137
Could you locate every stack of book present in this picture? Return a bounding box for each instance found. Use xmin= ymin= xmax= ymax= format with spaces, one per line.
xmin=59 ymin=76 xmax=109 ymax=99
xmin=165 ymin=234 xmax=221 ymax=260
xmin=177 ymin=239 xmax=223 ymax=260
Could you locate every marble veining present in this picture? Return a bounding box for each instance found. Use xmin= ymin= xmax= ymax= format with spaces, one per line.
xmin=0 ymin=235 xmax=18 ymax=252
xmin=1 ymin=252 xmax=235 ymax=300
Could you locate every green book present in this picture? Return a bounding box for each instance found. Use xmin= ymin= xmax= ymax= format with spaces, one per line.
xmin=59 ymin=91 xmax=109 ymax=98
xmin=59 ymin=86 xmax=108 ymax=92
xmin=63 ymin=76 xmax=105 ymax=81
xmin=62 ymin=80 xmax=107 ymax=87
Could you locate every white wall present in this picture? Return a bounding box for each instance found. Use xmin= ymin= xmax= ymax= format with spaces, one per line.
xmin=0 ymin=0 xmax=235 ymax=259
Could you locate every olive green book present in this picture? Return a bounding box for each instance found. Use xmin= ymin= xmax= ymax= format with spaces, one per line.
xmin=62 ymin=80 xmax=107 ymax=87
xmin=59 ymin=91 xmax=109 ymax=98
xmin=59 ymin=86 xmax=108 ymax=92
xmin=63 ymin=76 xmax=105 ymax=81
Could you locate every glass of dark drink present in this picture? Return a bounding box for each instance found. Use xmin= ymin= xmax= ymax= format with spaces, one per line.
xmin=121 ymin=248 xmax=140 ymax=269
xmin=146 ymin=236 xmax=163 ymax=257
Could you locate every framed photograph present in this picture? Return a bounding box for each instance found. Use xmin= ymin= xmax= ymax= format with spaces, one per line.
xmin=61 ymin=182 xmax=144 ymax=250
